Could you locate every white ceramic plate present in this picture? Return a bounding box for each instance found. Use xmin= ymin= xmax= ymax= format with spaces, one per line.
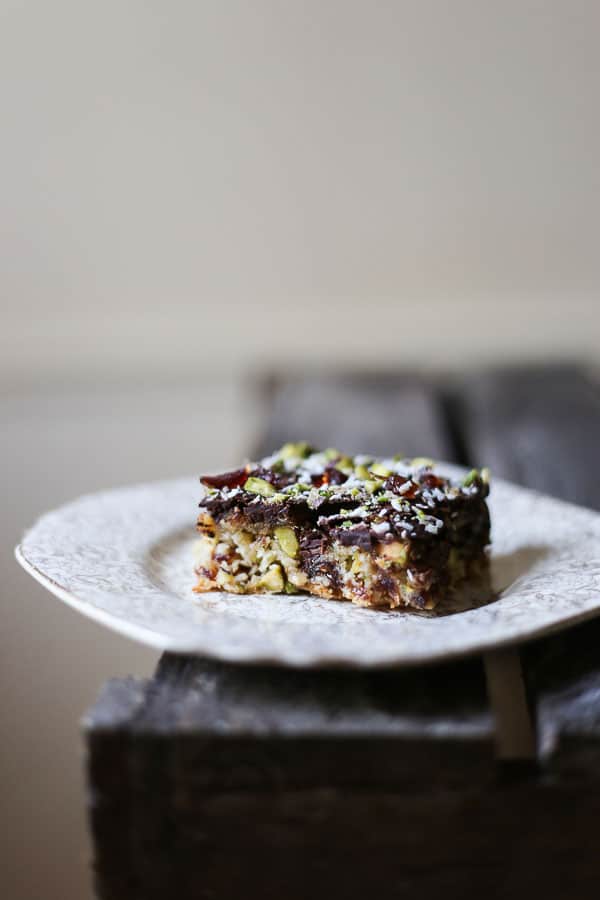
xmin=15 ymin=470 xmax=600 ymax=667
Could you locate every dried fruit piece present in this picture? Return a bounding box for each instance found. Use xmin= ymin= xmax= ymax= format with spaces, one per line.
xmin=201 ymin=467 xmax=248 ymax=489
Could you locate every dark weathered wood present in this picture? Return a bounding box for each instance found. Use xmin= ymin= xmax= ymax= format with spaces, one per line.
xmin=84 ymin=633 xmax=600 ymax=899
xmin=460 ymin=366 xmax=600 ymax=764
xmin=459 ymin=366 xmax=600 ymax=507
xmin=255 ymin=373 xmax=456 ymax=460
xmin=98 ymin=784 xmax=600 ymax=900
xmin=84 ymin=366 xmax=600 ymax=900
xmin=83 ymin=657 xmax=600 ymax=900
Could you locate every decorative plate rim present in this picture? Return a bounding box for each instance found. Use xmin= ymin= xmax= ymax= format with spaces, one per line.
xmin=14 ymin=473 xmax=600 ymax=668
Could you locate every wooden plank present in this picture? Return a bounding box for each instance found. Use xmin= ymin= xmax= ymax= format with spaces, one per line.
xmin=255 ymin=373 xmax=456 ymax=460
xmin=84 ymin=654 xmax=600 ymax=899
xmin=86 ymin=654 xmax=492 ymax=763
xmin=131 ymin=785 xmax=600 ymax=900
xmin=84 ymin=367 xmax=600 ymax=899
xmin=461 ymin=367 xmax=600 ymax=766
xmin=459 ymin=366 xmax=600 ymax=507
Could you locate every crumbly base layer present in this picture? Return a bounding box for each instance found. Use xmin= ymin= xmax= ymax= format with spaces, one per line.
xmin=193 ymin=514 xmax=487 ymax=611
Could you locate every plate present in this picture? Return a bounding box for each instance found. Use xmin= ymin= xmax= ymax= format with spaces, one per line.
xmin=15 ymin=470 xmax=600 ymax=667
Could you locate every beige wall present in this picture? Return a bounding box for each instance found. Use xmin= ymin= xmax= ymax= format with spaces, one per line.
xmin=1 ymin=1 xmax=599 ymax=384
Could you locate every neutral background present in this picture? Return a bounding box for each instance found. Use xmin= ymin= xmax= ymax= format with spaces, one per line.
xmin=1 ymin=2 xmax=599 ymax=899
xmin=2 ymin=0 xmax=600 ymax=385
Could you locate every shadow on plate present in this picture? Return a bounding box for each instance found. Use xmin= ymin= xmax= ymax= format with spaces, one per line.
xmin=425 ymin=545 xmax=551 ymax=618
xmin=491 ymin=545 xmax=551 ymax=593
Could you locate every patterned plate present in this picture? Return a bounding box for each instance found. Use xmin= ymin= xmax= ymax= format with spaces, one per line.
xmin=15 ymin=470 xmax=600 ymax=667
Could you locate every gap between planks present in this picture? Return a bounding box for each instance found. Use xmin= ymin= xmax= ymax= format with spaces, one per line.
xmin=484 ymin=648 xmax=537 ymax=761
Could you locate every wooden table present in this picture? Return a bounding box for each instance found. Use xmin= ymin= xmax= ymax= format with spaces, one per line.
xmin=84 ymin=366 xmax=600 ymax=900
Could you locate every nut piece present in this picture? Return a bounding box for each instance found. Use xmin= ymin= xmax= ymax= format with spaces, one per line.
xmin=197 ymin=512 xmax=216 ymax=537
xmin=370 ymin=462 xmax=392 ymax=478
xmin=244 ymin=477 xmax=276 ymax=497
xmin=411 ymin=457 xmax=434 ymax=469
xmin=280 ymin=442 xmax=311 ymax=460
xmin=274 ymin=526 xmax=299 ymax=558
xmin=259 ymin=564 xmax=285 ymax=592
xmin=377 ymin=541 xmax=408 ymax=566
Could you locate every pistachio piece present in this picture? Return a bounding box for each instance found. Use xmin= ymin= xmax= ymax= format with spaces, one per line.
xmin=244 ymin=476 xmax=276 ymax=497
xmin=350 ymin=554 xmax=364 ymax=575
xmin=274 ymin=526 xmax=299 ymax=558
xmin=324 ymin=447 xmax=341 ymax=460
xmin=378 ymin=541 xmax=408 ymax=565
xmin=364 ymin=479 xmax=382 ymax=494
xmin=336 ymin=456 xmax=354 ymax=475
xmin=286 ymin=483 xmax=310 ymax=495
xmin=280 ymin=441 xmax=311 ymax=460
xmin=411 ymin=457 xmax=434 ymax=469
xmin=370 ymin=462 xmax=392 ymax=478
xmin=259 ymin=564 xmax=285 ymax=592
xmin=461 ymin=469 xmax=479 ymax=487
xmin=354 ymin=464 xmax=371 ymax=480
xmin=284 ymin=582 xmax=299 ymax=594
xmin=480 ymin=467 xmax=490 ymax=485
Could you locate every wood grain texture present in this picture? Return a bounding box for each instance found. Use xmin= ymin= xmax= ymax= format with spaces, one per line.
xmin=255 ymin=373 xmax=456 ymax=460
xmin=84 ymin=366 xmax=600 ymax=900
xmin=459 ymin=366 xmax=600 ymax=507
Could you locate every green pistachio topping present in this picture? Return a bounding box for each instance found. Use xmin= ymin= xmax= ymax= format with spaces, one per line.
xmin=369 ymin=462 xmax=392 ymax=478
xmin=286 ymin=483 xmax=311 ymax=494
xmin=411 ymin=457 xmax=434 ymax=469
xmin=274 ymin=526 xmax=299 ymax=558
xmin=244 ymin=477 xmax=276 ymax=497
xmin=336 ymin=456 xmax=354 ymax=475
xmin=462 ymin=469 xmax=479 ymax=487
xmin=280 ymin=441 xmax=311 ymax=460
xmin=259 ymin=564 xmax=284 ymax=592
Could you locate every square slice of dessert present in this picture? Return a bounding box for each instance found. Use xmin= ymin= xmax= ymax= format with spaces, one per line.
xmin=194 ymin=443 xmax=490 ymax=612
